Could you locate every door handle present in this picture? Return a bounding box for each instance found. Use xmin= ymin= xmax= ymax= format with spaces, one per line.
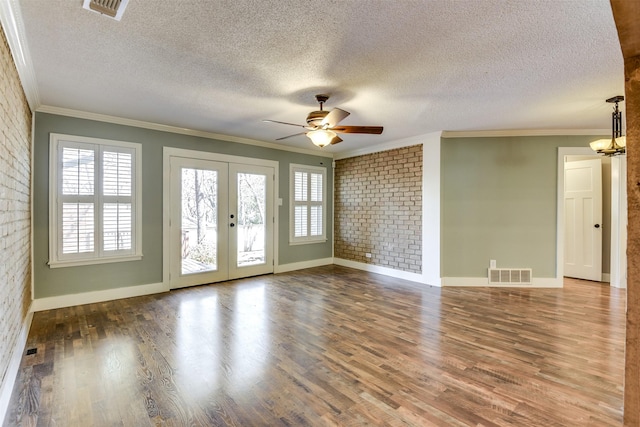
xmin=230 ymin=223 xmax=235 ymax=227
xmin=594 ymin=224 xmax=600 ymax=229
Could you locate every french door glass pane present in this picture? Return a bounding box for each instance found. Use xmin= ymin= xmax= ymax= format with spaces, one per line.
xmin=237 ymin=173 xmax=266 ymax=267
xmin=181 ymin=168 xmax=218 ymax=275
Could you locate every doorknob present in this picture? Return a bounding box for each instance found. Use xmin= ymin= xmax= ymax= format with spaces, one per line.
xmin=594 ymin=224 xmax=600 ymax=228
xmin=230 ymin=223 xmax=235 ymax=227
xmin=230 ymin=214 xmax=235 ymax=219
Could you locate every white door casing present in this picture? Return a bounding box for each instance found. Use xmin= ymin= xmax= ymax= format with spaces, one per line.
xmin=610 ymin=156 xmax=627 ymax=288
xmin=164 ymin=149 xmax=277 ymax=289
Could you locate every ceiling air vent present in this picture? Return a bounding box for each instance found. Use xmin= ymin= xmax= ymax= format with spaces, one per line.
xmin=83 ymin=0 xmax=129 ymax=21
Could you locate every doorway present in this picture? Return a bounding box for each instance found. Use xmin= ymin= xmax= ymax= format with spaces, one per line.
xmin=557 ymin=147 xmax=626 ymax=288
xmin=163 ymin=148 xmax=278 ymax=289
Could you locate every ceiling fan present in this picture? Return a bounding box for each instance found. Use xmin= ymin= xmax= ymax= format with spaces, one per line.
xmin=263 ymin=94 xmax=383 ymax=148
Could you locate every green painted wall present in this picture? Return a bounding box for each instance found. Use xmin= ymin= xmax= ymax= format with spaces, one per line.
xmin=441 ymin=135 xmax=601 ymax=278
xmin=33 ymin=112 xmax=333 ymax=298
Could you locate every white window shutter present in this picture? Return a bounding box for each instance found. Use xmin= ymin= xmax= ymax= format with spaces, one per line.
xmin=290 ymin=165 xmax=326 ymax=244
xmin=50 ymin=134 xmax=142 ymax=267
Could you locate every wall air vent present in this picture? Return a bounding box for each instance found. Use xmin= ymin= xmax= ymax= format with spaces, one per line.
xmin=488 ymin=268 xmax=532 ymax=285
xmin=83 ymin=0 xmax=129 ymax=21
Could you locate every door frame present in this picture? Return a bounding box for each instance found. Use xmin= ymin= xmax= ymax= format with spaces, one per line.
xmin=556 ymin=147 xmax=626 ymax=288
xmin=162 ymin=147 xmax=279 ymax=291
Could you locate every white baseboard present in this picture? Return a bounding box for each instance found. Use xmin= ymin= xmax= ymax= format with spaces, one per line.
xmin=0 ymin=305 xmax=33 ymax=426
xmin=602 ymin=273 xmax=611 ymax=283
xmin=442 ymin=276 xmax=563 ymax=288
xmin=275 ymin=257 xmax=334 ymax=274
xmin=333 ymin=258 xmax=434 ymax=285
xmin=31 ymin=282 xmax=167 ymax=312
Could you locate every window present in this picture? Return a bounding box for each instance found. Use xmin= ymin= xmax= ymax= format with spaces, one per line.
xmin=290 ymin=164 xmax=326 ymax=244
xmin=49 ymin=133 xmax=142 ymax=267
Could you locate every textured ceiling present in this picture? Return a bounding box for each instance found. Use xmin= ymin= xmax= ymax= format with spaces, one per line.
xmin=15 ymin=0 xmax=624 ymax=153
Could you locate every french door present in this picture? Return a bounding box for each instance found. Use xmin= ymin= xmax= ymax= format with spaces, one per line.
xmin=168 ymin=156 xmax=274 ymax=289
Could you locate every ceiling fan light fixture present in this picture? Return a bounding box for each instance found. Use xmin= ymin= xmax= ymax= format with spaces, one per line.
xmin=307 ymin=129 xmax=336 ymax=148
xmin=264 ymin=94 xmax=382 ymax=147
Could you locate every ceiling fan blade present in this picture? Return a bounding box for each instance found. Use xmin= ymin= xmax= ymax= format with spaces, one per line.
xmin=321 ymin=108 xmax=350 ymax=127
xmin=332 ymin=126 xmax=383 ymax=134
xmin=263 ymin=119 xmax=307 ymax=128
xmin=276 ymin=132 xmax=306 ymax=141
xmin=330 ymin=135 xmax=343 ymax=145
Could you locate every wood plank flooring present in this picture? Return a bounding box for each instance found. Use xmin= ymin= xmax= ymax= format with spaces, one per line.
xmin=4 ymin=266 xmax=626 ymax=426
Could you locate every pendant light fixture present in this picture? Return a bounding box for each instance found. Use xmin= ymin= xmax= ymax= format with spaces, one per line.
xmin=590 ymin=95 xmax=626 ymax=156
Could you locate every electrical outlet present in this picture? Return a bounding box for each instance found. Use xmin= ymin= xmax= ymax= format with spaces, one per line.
xmin=365 ymin=253 xmax=372 ymax=258
xmin=490 ymin=259 xmax=496 ymax=268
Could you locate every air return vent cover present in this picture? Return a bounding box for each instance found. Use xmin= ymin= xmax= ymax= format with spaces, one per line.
xmin=83 ymin=0 xmax=129 ymax=21
xmin=488 ymin=268 xmax=532 ymax=285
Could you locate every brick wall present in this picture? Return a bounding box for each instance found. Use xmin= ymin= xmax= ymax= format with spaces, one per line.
xmin=335 ymin=145 xmax=422 ymax=273
xmin=0 ymin=25 xmax=32 ymax=395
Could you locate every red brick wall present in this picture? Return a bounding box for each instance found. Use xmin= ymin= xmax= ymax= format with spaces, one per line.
xmin=334 ymin=145 xmax=422 ymax=273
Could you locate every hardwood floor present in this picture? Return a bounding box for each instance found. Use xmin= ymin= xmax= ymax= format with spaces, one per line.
xmin=4 ymin=266 xmax=625 ymax=426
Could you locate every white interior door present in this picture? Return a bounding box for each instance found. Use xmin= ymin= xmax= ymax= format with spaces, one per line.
xmin=564 ymin=158 xmax=602 ymax=281
xmin=169 ymin=156 xmax=274 ymax=289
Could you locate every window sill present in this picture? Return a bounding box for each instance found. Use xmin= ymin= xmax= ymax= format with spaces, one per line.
xmin=48 ymin=254 xmax=143 ymax=269
xmin=289 ymin=239 xmax=327 ymax=246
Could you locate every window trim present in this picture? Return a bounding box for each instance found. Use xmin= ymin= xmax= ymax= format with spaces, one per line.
xmin=49 ymin=133 xmax=143 ymax=268
xmin=289 ymin=163 xmax=327 ymax=245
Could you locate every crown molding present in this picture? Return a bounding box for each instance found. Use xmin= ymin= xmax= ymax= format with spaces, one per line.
xmin=334 ymin=132 xmax=441 ymax=160
xmin=36 ymin=105 xmax=334 ymax=158
xmin=441 ymin=129 xmax=610 ymax=138
xmin=0 ymin=0 xmax=40 ymax=110
xmin=333 ymin=128 xmax=611 ymax=160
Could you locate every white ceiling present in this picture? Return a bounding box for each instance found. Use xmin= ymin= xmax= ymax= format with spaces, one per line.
xmin=10 ymin=0 xmax=624 ymax=154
